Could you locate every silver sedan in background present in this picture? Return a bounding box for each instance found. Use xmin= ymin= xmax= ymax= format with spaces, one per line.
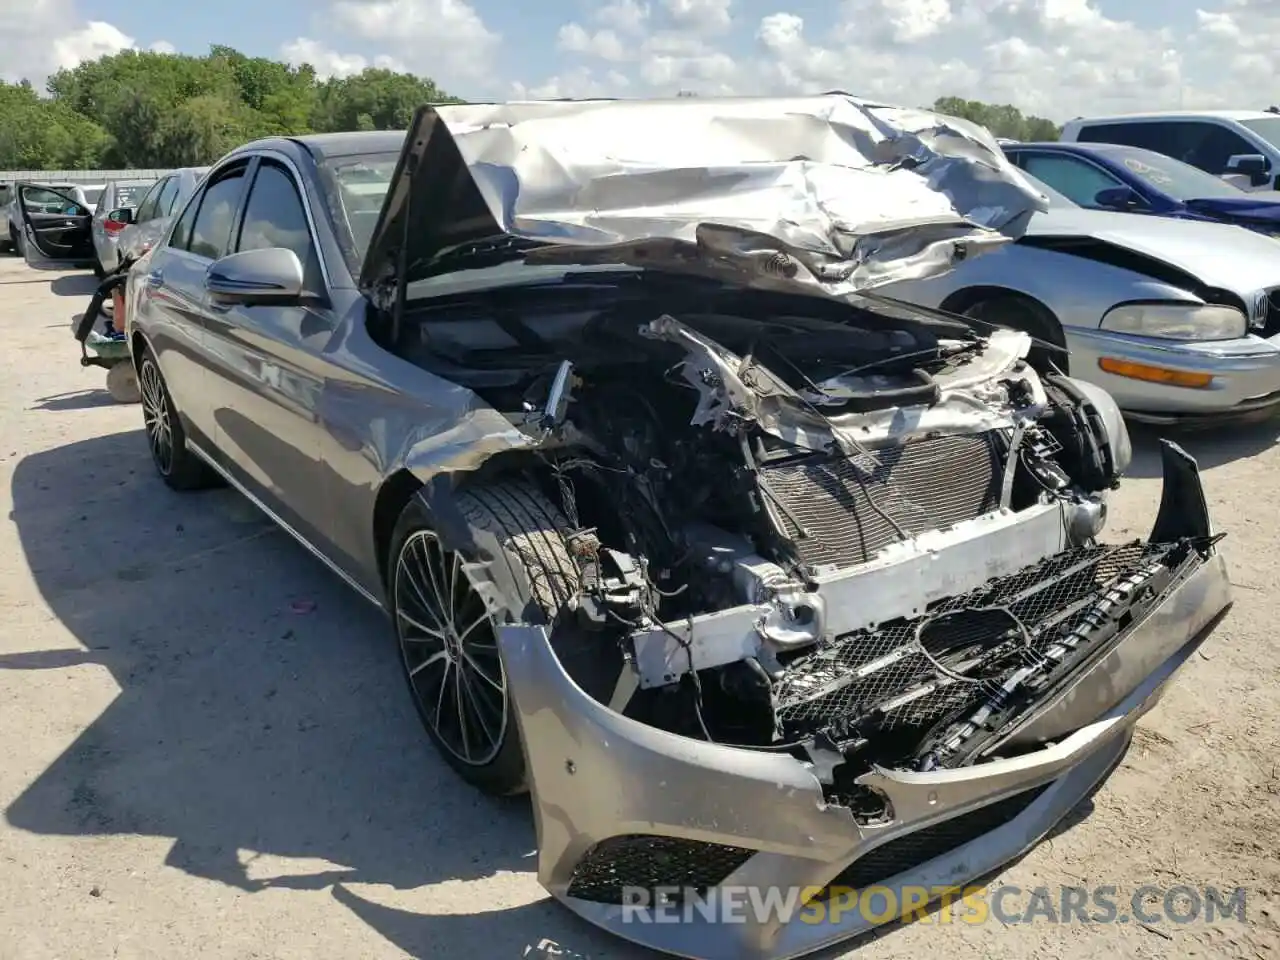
xmin=91 ymin=179 xmax=156 ymax=277
xmin=101 ymin=167 xmax=209 ymax=276
xmin=881 ymin=175 xmax=1280 ymax=423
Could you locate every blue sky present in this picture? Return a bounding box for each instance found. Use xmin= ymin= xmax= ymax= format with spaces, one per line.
xmin=6 ymin=1 xmax=1278 ymax=120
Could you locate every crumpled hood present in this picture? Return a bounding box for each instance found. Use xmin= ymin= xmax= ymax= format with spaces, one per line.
xmin=1184 ymin=192 xmax=1280 ymax=223
xmin=1025 ymin=205 xmax=1280 ymax=295
xmin=359 ymin=95 xmax=1050 ymax=306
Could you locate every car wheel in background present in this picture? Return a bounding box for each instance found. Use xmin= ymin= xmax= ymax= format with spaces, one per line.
xmin=137 ymin=346 xmax=219 ymax=490
xmin=387 ymin=481 xmax=582 ymax=796
xmin=962 ymin=294 xmax=1067 ymax=371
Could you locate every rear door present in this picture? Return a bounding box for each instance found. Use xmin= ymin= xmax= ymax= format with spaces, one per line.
xmin=201 ymin=154 xmax=336 ymax=546
xmin=15 ymin=183 xmax=94 ymax=267
xmin=132 ymin=162 xmax=252 ymax=450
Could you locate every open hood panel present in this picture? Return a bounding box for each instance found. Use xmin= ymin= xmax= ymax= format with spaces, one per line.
xmin=358 ymin=95 xmax=1050 ymax=307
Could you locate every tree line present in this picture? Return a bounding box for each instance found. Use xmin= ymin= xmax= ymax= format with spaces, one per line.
xmin=0 ymin=46 xmax=1059 ymax=170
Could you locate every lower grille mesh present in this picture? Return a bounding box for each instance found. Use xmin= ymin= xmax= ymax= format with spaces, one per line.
xmin=822 ymin=784 xmax=1050 ymax=896
xmin=760 ymin=433 xmax=1002 ymax=570
xmin=774 ymin=541 xmax=1176 ymax=739
xmin=566 ymin=835 xmax=755 ymax=904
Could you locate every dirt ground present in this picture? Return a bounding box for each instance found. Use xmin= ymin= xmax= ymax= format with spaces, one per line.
xmin=0 ymin=256 xmax=1276 ymax=960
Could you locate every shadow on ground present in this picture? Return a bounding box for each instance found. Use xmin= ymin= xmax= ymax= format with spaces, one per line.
xmin=4 ymin=429 xmax=640 ymax=959
xmin=29 ymin=389 xmax=121 ymax=411
xmin=49 ymin=273 xmax=98 ymax=293
xmin=1124 ymin=416 xmax=1280 ymax=479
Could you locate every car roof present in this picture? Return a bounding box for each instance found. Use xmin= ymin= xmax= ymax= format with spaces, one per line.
xmin=292 ymin=131 xmax=407 ymax=159
xmin=1008 ymin=141 xmax=1166 ymax=159
xmin=1069 ymin=110 xmax=1276 ymax=124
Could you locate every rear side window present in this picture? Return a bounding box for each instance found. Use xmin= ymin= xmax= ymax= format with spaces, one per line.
xmin=235 ymin=161 xmax=322 ymax=289
xmin=169 ymin=192 xmax=200 ymax=251
xmin=1078 ymin=120 xmax=1261 ymax=175
xmin=134 ymin=179 xmax=168 ymax=222
xmin=1181 ymin=123 xmax=1259 ymax=173
xmin=186 ymin=167 xmax=248 ymax=260
xmin=155 ymin=177 xmax=180 ymax=217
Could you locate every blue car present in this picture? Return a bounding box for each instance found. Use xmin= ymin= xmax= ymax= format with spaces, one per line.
xmin=1002 ymin=141 xmax=1280 ymax=234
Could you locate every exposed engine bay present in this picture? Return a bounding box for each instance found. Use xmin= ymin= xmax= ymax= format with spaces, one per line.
xmin=402 ymin=276 xmax=1210 ymax=814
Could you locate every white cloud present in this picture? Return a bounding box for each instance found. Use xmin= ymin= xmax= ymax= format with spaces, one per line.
xmin=530 ymin=0 xmax=1213 ymax=118
xmin=149 ymin=40 xmax=177 ymax=54
xmin=595 ymin=0 xmax=651 ymax=33
xmin=511 ymin=66 xmax=631 ymax=100
xmin=50 ymin=20 xmax=134 ymax=70
xmin=0 ymin=2 xmax=135 ymax=85
xmin=324 ymin=0 xmax=500 ymax=84
xmin=279 ymin=37 xmax=408 ymax=78
xmin=661 ymin=0 xmax=733 ymax=32
xmin=557 ymin=23 xmax=628 ymax=61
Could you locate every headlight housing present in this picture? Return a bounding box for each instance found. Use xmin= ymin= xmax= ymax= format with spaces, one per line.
xmin=1100 ymin=302 xmax=1247 ymax=341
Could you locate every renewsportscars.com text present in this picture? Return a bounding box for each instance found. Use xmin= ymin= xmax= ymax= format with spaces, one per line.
xmin=619 ymin=883 xmax=1248 ymax=927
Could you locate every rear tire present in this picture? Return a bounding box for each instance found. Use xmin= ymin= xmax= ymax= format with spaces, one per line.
xmin=137 ymin=346 xmax=219 ymax=490
xmin=387 ymin=481 xmax=580 ymax=796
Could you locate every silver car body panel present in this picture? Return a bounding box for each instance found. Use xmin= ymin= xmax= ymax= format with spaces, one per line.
xmin=92 ymin=179 xmax=157 ymax=273
xmin=123 ymin=107 xmax=1235 ymax=960
xmin=362 ymin=96 xmax=1050 ymax=304
xmin=882 ymin=200 xmax=1280 ymax=418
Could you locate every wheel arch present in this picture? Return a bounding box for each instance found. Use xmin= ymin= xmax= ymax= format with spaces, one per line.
xmin=371 ymin=450 xmax=556 ymax=594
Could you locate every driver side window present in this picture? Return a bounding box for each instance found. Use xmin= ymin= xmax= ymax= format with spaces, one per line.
xmin=1021 ymin=154 xmax=1127 ymax=207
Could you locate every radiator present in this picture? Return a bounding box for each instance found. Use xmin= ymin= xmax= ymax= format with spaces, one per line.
xmin=759 ymin=432 xmax=1003 ymax=570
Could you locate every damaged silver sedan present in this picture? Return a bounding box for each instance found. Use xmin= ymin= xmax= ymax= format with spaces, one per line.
xmin=124 ymin=95 xmax=1234 ymax=960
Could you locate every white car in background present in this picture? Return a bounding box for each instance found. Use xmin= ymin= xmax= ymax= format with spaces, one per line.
xmin=1061 ymin=110 xmax=1280 ymax=192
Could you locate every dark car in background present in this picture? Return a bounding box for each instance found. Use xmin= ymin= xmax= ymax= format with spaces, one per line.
xmin=1003 ymin=141 xmax=1280 ymax=234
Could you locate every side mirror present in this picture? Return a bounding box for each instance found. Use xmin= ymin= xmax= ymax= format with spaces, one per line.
xmin=1226 ymin=153 xmax=1270 ymax=186
xmin=107 ymin=207 xmax=134 ymax=225
xmin=1094 ymin=186 xmax=1141 ymax=210
xmin=205 ymin=248 xmax=304 ymax=304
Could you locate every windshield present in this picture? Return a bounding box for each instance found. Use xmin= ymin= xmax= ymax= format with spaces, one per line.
xmin=1240 ymin=116 xmax=1280 ymax=150
xmin=81 ymin=187 xmax=103 ymax=206
xmin=113 ymin=182 xmax=153 ymax=209
xmin=324 ymin=152 xmax=399 ymax=267
xmin=1107 ymin=147 xmax=1244 ymax=199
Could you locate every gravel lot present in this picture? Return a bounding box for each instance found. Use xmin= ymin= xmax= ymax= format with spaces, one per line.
xmin=0 ymin=256 xmax=1277 ymax=960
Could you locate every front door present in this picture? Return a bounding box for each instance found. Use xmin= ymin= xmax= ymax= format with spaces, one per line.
xmin=201 ymin=156 xmax=336 ymax=547
xmin=15 ymin=184 xmax=94 ymax=267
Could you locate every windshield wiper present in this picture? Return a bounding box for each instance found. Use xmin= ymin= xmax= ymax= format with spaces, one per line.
xmin=855 ymin=289 xmax=1070 ymax=356
xmin=412 ymin=235 xmax=548 ymax=279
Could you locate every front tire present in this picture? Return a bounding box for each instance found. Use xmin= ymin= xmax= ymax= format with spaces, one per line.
xmin=137 ymin=346 xmax=218 ymax=490
xmin=962 ymin=295 xmax=1066 ymax=370
xmin=387 ymin=481 xmax=580 ymax=796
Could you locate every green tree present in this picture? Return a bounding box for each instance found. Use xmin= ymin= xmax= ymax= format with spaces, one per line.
xmin=931 ymin=97 xmax=1062 ymax=141
xmin=0 ymin=80 xmax=111 ymax=168
xmin=310 ymin=68 xmax=464 ymax=132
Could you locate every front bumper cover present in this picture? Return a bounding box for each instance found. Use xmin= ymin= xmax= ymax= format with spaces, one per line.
xmin=497 ymin=442 xmax=1232 ymax=960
